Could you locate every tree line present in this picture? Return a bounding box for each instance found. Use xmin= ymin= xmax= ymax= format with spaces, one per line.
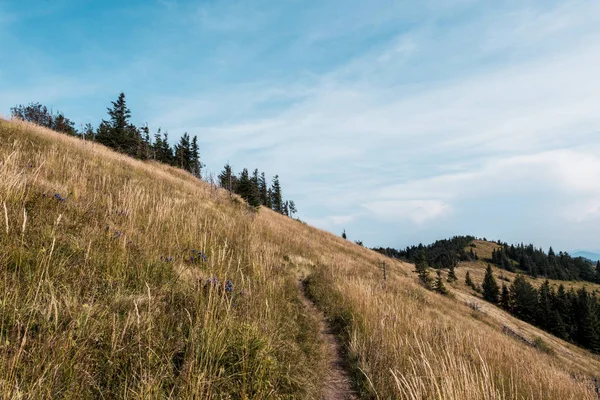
xmin=10 ymin=94 xmax=297 ymax=214
xmin=478 ymin=265 xmax=600 ymax=354
xmin=218 ymin=164 xmax=296 ymax=216
xmin=373 ymin=235 xmax=479 ymax=270
xmin=490 ymin=242 xmax=599 ymax=283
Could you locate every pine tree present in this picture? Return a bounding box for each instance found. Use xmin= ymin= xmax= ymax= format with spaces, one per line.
xmin=510 ymin=275 xmax=539 ymax=323
xmin=160 ymin=132 xmax=173 ymax=164
xmin=219 ymin=163 xmax=236 ymax=194
xmin=190 ymin=135 xmax=202 ymax=178
xmin=537 ymin=280 xmax=553 ymax=330
xmin=596 ymin=261 xmax=600 ymax=284
xmin=236 ymin=168 xmax=260 ymax=207
xmin=271 ymin=175 xmax=283 ymax=213
xmin=414 ymin=250 xmax=432 ymax=289
xmin=288 ymin=200 xmax=297 ymax=217
xmin=447 ymin=263 xmax=457 ymax=282
xmin=575 ymin=288 xmax=600 ymax=352
xmin=97 ymin=92 xmax=139 ymax=155
xmin=283 ymin=201 xmax=289 ymax=216
xmin=435 ymin=270 xmax=448 ymax=295
xmin=465 ymin=271 xmax=474 ymax=288
xmin=482 ymin=264 xmax=500 ymax=303
xmin=500 ymin=283 xmax=511 ymax=310
xmin=258 ymin=172 xmax=268 ymax=206
xmin=174 ymin=133 xmax=191 ymax=171
xmin=342 ymin=229 xmax=347 ymax=240
xmin=266 ymin=188 xmax=273 ymax=209
xmin=152 ymin=129 xmax=163 ymax=160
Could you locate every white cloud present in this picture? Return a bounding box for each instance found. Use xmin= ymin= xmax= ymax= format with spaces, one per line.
xmin=363 ymin=200 xmax=452 ymax=225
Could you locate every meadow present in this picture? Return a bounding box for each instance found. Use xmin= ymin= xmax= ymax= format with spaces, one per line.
xmin=1 ymin=118 xmax=599 ymax=399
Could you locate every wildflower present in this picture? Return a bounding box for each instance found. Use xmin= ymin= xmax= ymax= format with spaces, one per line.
xmin=189 ymin=249 xmax=208 ymax=263
xmin=225 ymin=280 xmax=234 ymax=293
xmin=53 ymin=193 xmax=66 ymax=202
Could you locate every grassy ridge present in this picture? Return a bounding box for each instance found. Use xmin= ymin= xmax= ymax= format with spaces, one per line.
xmin=1 ymin=118 xmax=599 ymax=399
xmin=0 ymin=119 xmax=323 ymax=398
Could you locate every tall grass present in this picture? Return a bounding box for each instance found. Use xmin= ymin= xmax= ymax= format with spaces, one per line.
xmin=1 ymin=118 xmax=599 ymax=399
xmin=0 ymin=119 xmax=323 ymax=399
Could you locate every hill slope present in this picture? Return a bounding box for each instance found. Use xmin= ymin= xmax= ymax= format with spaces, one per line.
xmin=1 ymin=118 xmax=599 ymax=399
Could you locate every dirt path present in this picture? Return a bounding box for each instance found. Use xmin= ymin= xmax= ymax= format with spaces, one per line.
xmin=298 ymin=279 xmax=358 ymax=400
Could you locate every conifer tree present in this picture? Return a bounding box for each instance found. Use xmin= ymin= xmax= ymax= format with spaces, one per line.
xmin=160 ymin=132 xmax=173 ymax=164
xmin=288 ymin=200 xmax=297 ymax=217
xmin=465 ymin=271 xmax=474 ymax=288
xmin=219 ymin=163 xmax=236 ymax=194
xmin=174 ymin=133 xmax=191 ymax=171
xmin=435 ymin=270 xmax=448 ymax=295
xmin=482 ymin=264 xmax=500 ymax=303
xmin=283 ymin=201 xmax=289 ymax=216
xmin=97 ymin=92 xmax=139 ymax=155
xmin=342 ymin=229 xmax=347 ymax=240
xmin=500 ymin=283 xmax=511 ymax=310
xmin=266 ymin=188 xmax=273 ymax=209
xmin=258 ymin=172 xmax=268 ymax=206
xmin=190 ymin=135 xmax=202 ymax=178
xmin=415 ymin=250 xmax=432 ymax=288
xmin=271 ymin=175 xmax=283 ymax=213
xmin=510 ymin=275 xmax=539 ymax=323
xmin=447 ymin=263 xmax=457 ymax=282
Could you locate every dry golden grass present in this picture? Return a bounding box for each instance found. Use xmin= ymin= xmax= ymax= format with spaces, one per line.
xmin=1 ymin=118 xmax=599 ymax=399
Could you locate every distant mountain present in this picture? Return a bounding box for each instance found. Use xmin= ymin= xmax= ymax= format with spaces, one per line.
xmin=572 ymin=251 xmax=600 ymax=262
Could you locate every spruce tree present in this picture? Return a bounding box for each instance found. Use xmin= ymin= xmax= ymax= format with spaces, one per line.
xmin=447 ymin=263 xmax=457 ymax=282
xmin=190 ymin=135 xmax=202 ymax=178
xmin=482 ymin=264 xmax=500 ymax=303
xmin=435 ymin=270 xmax=448 ymax=295
xmin=258 ymin=172 xmax=268 ymax=206
xmin=271 ymin=175 xmax=283 ymax=213
xmin=288 ymin=200 xmax=297 ymax=217
xmin=510 ymin=275 xmax=539 ymax=323
xmin=500 ymin=283 xmax=511 ymax=310
xmin=465 ymin=271 xmax=474 ymax=288
xmin=219 ymin=163 xmax=236 ymax=194
xmin=414 ymin=250 xmax=432 ymax=289
xmin=342 ymin=229 xmax=347 ymax=240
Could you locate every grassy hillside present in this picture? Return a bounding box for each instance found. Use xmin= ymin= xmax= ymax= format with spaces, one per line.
xmin=1 ymin=118 xmax=599 ymax=399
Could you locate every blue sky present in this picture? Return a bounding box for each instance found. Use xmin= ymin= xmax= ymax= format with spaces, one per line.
xmin=2 ymin=0 xmax=600 ymax=252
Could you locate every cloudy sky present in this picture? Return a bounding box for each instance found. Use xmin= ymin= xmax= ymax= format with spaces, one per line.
xmin=2 ymin=0 xmax=600 ymax=252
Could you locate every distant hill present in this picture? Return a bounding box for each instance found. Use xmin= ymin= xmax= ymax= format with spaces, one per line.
xmin=572 ymin=251 xmax=600 ymax=262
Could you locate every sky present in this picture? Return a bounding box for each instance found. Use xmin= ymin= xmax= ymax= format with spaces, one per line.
xmin=1 ymin=0 xmax=600 ymax=252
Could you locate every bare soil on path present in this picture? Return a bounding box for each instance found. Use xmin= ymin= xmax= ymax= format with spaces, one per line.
xmin=298 ymin=280 xmax=358 ymax=400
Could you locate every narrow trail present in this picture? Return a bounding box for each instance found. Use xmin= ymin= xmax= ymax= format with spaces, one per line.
xmin=298 ymin=279 xmax=358 ymax=400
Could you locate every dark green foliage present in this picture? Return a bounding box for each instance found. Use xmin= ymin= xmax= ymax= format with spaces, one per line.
xmin=11 ymin=94 xmax=299 ymax=219
xmin=96 ymin=93 xmax=142 ymax=157
xmin=288 ymin=201 xmax=297 ymax=218
xmin=236 ymin=168 xmax=261 ymax=207
xmin=510 ymin=275 xmax=539 ymax=323
xmin=465 ymin=271 xmax=474 ymax=288
xmin=435 ymin=270 xmax=448 ymax=295
xmin=271 ymin=175 xmax=283 ymax=213
xmin=500 ymin=284 xmax=510 ymax=310
xmin=414 ymin=250 xmax=432 ymax=289
xmin=491 ymin=242 xmax=597 ymax=283
xmin=219 ymin=163 xmax=236 ymax=193
xmin=482 ymin=264 xmax=500 ymax=303
xmin=342 ymin=230 xmax=347 ymax=240
xmin=11 ymin=102 xmax=78 ymax=135
xmin=447 ymin=263 xmax=457 ymax=282
xmin=374 ymin=236 xmax=477 ymax=272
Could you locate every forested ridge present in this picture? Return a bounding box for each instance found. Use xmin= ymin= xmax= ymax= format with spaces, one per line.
xmin=10 ymin=94 xmax=298 ymax=216
xmin=375 ymin=236 xmax=600 ymax=354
